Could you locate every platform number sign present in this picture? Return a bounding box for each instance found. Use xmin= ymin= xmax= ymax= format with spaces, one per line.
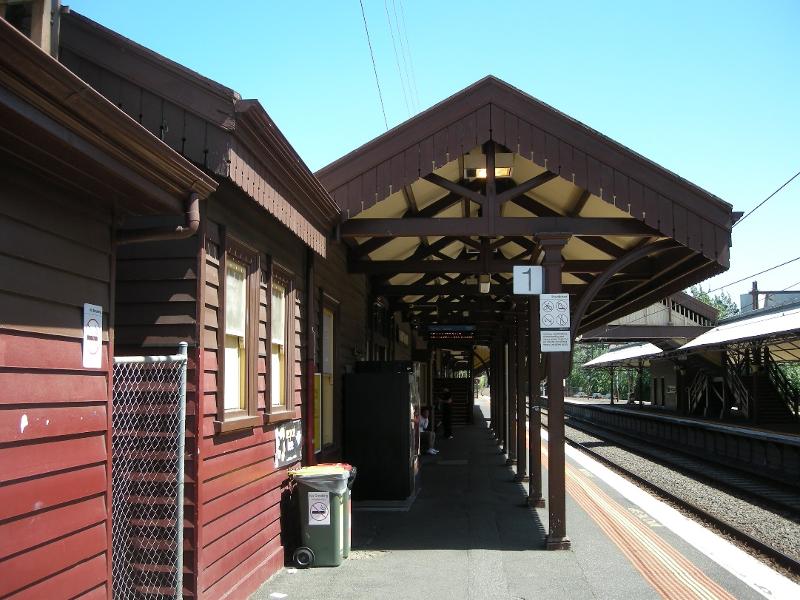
xmin=512 ymin=265 xmax=543 ymax=295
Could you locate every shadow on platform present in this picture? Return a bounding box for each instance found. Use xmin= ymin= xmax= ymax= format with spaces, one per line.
xmin=348 ymin=405 xmax=547 ymax=554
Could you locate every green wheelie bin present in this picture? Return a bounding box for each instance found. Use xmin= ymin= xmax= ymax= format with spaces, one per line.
xmin=289 ymin=465 xmax=349 ymax=568
xmin=317 ymin=463 xmax=357 ymax=558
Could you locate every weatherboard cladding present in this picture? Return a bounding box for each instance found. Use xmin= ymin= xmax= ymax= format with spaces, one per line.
xmin=320 ymin=78 xmax=732 ymax=268
xmin=0 ymin=169 xmax=114 ymax=599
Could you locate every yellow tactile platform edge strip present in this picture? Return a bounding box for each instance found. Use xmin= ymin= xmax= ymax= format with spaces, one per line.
xmin=542 ymin=445 xmax=736 ymax=600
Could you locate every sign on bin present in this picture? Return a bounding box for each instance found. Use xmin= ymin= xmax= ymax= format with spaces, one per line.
xmin=308 ymin=491 xmax=331 ymax=526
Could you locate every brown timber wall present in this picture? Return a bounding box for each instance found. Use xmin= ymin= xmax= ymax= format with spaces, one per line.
xmin=0 ymin=165 xmax=114 ymax=599
xmin=314 ymin=240 xmax=368 ymax=459
xmin=114 ymin=217 xmax=201 ymax=598
xmin=197 ymin=186 xmax=306 ymax=600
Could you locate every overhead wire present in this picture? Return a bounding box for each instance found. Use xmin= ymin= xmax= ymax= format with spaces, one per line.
xmin=705 ymin=254 xmax=800 ymax=294
xmin=359 ymin=0 xmax=389 ymax=130
xmin=396 ymin=0 xmax=421 ymax=110
xmin=384 ymin=0 xmax=411 ymax=117
xmin=392 ymin=0 xmax=418 ymax=113
xmin=733 ymin=168 xmax=800 ymax=228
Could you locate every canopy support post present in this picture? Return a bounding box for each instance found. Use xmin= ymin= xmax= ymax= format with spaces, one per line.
xmin=528 ymin=297 xmax=545 ymax=507
xmin=539 ymin=233 xmax=572 ymax=551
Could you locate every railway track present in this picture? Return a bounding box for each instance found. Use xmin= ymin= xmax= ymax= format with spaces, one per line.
xmin=539 ymin=409 xmax=800 ymax=578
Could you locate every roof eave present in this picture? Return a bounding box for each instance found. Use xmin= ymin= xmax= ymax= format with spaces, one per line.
xmin=0 ymin=18 xmax=217 ymax=213
xmin=233 ymin=102 xmax=340 ymax=234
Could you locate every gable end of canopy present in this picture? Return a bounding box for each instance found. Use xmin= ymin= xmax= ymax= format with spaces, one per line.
xmin=318 ymin=77 xmax=734 ymax=268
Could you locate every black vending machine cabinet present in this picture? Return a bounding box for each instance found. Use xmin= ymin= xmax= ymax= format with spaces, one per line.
xmin=343 ymin=361 xmax=422 ymax=501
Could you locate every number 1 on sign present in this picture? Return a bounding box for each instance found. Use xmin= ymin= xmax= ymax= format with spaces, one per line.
xmin=513 ymin=265 xmax=543 ymax=295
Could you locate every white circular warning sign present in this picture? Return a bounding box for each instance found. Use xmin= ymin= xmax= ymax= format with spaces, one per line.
xmin=310 ymin=502 xmax=329 ymax=521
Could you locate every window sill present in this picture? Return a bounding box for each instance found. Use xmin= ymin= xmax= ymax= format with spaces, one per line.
xmin=264 ymin=410 xmax=296 ymax=424
xmin=214 ymin=414 xmax=263 ymax=434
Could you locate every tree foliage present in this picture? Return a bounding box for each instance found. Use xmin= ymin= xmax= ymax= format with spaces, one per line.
xmin=566 ymin=343 xmax=651 ymax=401
xmin=689 ymin=286 xmax=739 ymax=320
xmin=567 ymin=344 xmax=610 ymax=395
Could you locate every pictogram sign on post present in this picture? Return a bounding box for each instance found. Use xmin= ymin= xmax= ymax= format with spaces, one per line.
xmin=539 ymin=294 xmax=571 ymax=352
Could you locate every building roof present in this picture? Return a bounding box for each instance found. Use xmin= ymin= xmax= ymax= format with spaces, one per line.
xmin=678 ymin=301 xmax=800 ymax=361
xmin=582 ymin=343 xmax=663 ymax=368
xmin=60 ymin=11 xmax=339 ymax=255
xmin=318 ymin=76 xmax=735 ymax=254
xmin=580 ymin=290 xmax=717 ymax=342
xmin=0 ymin=17 xmax=217 ymax=214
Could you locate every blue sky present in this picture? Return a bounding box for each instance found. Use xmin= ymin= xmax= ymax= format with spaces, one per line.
xmin=68 ymin=0 xmax=800 ymax=304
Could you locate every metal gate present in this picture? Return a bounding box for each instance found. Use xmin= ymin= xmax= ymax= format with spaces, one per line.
xmin=112 ymin=343 xmax=188 ymax=599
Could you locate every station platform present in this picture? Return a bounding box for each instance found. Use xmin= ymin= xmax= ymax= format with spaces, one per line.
xmin=565 ymin=396 xmax=800 ymax=436
xmin=252 ymin=399 xmax=799 ymax=600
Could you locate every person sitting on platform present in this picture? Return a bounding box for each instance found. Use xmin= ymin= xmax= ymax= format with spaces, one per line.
xmin=419 ymin=407 xmax=438 ymax=455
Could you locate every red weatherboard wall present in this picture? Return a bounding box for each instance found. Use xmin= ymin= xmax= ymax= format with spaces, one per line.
xmin=0 ymin=168 xmax=114 ymax=598
xmin=195 ymin=200 xmax=306 ymax=600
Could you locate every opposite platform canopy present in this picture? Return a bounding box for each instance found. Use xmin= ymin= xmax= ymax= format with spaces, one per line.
xmin=582 ymin=343 xmax=663 ymax=368
xmin=678 ymin=303 xmax=800 ymax=361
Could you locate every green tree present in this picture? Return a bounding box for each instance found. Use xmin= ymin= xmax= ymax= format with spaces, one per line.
xmin=567 ymin=344 xmax=611 ymax=395
xmin=689 ymin=286 xmax=739 ymax=320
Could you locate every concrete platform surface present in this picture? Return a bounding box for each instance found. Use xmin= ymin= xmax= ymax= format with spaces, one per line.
xmin=252 ymin=400 xmax=798 ymax=600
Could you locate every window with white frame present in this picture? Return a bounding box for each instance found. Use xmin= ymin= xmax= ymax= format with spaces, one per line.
xmin=224 ymin=258 xmax=248 ymax=411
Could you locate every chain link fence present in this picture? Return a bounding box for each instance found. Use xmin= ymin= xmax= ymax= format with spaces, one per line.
xmin=112 ymin=343 xmax=188 ymax=599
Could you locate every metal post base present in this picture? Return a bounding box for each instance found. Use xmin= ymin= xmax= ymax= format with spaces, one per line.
xmin=528 ymin=496 xmax=545 ymax=508
xmin=545 ymin=535 xmax=572 ymax=550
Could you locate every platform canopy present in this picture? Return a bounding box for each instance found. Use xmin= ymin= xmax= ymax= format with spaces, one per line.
xmin=679 ymin=303 xmax=800 ymax=361
xmin=582 ymin=343 xmax=663 ymax=368
xmin=318 ymin=77 xmax=737 ymax=342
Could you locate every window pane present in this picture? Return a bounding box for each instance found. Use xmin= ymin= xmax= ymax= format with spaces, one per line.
xmin=271 ymin=282 xmax=286 ymax=344
xmin=226 ymin=259 xmax=247 ymax=337
xmin=271 ymin=342 xmax=285 ymax=407
xmin=224 ymin=334 xmax=244 ymax=410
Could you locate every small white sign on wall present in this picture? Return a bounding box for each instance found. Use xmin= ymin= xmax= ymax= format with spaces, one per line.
xmin=82 ymin=303 xmax=103 ymax=369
